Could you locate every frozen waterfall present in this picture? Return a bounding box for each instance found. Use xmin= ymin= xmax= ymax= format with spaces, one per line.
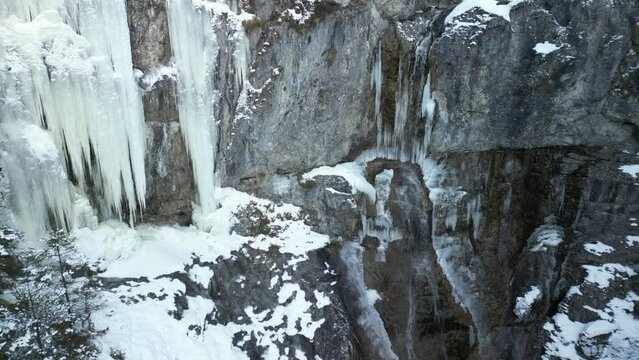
xmin=0 ymin=0 xmax=146 ymax=234
xmin=167 ymin=0 xmax=251 ymax=215
xmin=167 ymin=0 xmax=220 ymax=215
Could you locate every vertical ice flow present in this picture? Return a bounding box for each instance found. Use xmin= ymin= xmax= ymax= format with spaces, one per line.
xmin=340 ymin=242 xmax=399 ymax=360
xmin=167 ymin=0 xmax=252 ymax=216
xmin=0 ymin=123 xmax=74 ymax=237
xmin=421 ymin=72 xmax=436 ymax=150
xmin=0 ymin=0 xmax=147 ymax=234
xmin=167 ymin=0 xmax=220 ymax=214
xmin=370 ymin=44 xmax=383 ymax=149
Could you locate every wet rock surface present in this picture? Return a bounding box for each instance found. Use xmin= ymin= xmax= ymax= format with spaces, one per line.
xmin=3 ymin=0 xmax=638 ymax=359
xmin=123 ymin=0 xmax=639 ymax=358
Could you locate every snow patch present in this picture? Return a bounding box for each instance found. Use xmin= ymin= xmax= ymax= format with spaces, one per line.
xmin=139 ymin=65 xmax=178 ymax=91
xmin=534 ymin=41 xmax=560 ymax=56
xmin=528 ymin=223 xmax=564 ymax=252
xmin=445 ymin=0 xmax=526 ymax=24
xmin=189 ymin=265 xmax=214 ymax=288
xmin=514 ymin=286 xmax=542 ymax=320
xmin=302 ymin=162 xmax=376 ymax=202
xmin=543 ymin=292 xmax=639 ymax=359
xmin=582 ymin=263 xmax=636 ymax=289
xmin=584 ymin=241 xmax=614 ymax=256
xmin=626 ymin=235 xmax=639 ymax=247
xmin=619 ymin=164 xmax=639 ymax=178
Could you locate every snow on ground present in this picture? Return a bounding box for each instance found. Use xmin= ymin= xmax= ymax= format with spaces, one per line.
xmin=514 ymin=286 xmax=541 ymax=320
xmin=71 ymin=188 xmax=332 ymax=360
xmin=533 ymin=42 xmax=560 ymax=57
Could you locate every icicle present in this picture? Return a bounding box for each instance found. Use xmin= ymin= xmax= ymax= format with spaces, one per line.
xmin=466 ymin=194 xmax=482 ymax=239
xmin=370 ymin=44 xmax=383 ymax=150
xmin=0 ymin=0 xmax=147 ymax=234
xmin=232 ymin=25 xmax=250 ymax=92
xmin=0 ymin=0 xmax=64 ymax=20
xmin=393 ymin=60 xmax=410 ymax=161
xmin=167 ymin=0 xmax=220 ymax=215
xmin=360 ymin=169 xmax=402 ymax=261
xmin=421 ymin=72 xmax=436 ymax=120
xmin=421 ymin=72 xmax=437 ymax=151
xmin=64 ymin=0 xmax=148 ymax=219
xmin=167 ymin=0 xmax=253 ymax=216
xmin=0 ymin=123 xmax=74 ymax=237
xmin=340 ymin=242 xmax=399 ymax=360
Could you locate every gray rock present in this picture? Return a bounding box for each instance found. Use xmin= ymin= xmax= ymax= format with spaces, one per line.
xmin=429 ymin=0 xmax=639 ymax=152
xmin=119 ymin=1 xmax=639 ymax=358
xmin=144 ymin=121 xmax=193 ymax=225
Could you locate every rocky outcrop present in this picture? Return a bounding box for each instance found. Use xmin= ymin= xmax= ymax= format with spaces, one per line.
xmin=125 ymin=0 xmax=639 ymax=359
xmin=429 ymin=0 xmax=639 ymax=152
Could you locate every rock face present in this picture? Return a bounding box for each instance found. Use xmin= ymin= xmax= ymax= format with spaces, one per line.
xmin=127 ymin=0 xmax=194 ymax=224
xmin=429 ymin=0 xmax=639 ymax=153
xmin=126 ymin=0 xmax=639 ymax=359
xmin=428 ymin=148 xmax=639 ymax=359
xmin=219 ymin=1 xmax=380 ymax=183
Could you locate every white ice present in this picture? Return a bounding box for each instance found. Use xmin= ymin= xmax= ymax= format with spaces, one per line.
xmin=166 ymin=0 xmax=220 ymax=214
xmin=339 ymin=242 xmax=399 ymax=360
xmin=0 ymin=122 xmax=74 ymax=236
xmin=166 ymin=0 xmax=252 ymax=216
xmin=0 ymin=0 xmax=147 ymax=234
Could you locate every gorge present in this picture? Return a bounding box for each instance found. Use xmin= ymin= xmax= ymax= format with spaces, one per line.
xmin=1 ymin=0 xmax=638 ymax=359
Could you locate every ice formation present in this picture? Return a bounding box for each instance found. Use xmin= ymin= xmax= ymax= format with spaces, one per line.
xmin=340 ymin=242 xmax=399 ymax=360
xmin=0 ymin=123 xmax=73 ymax=236
xmin=166 ymin=0 xmax=220 ymax=215
xmin=0 ymin=0 xmax=147 ymax=234
xmin=167 ymin=0 xmax=251 ymax=215
xmin=362 ymin=169 xmax=402 ymax=260
xmin=370 ymin=44 xmax=383 ymax=149
xmin=421 ymin=72 xmax=437 ymax=150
